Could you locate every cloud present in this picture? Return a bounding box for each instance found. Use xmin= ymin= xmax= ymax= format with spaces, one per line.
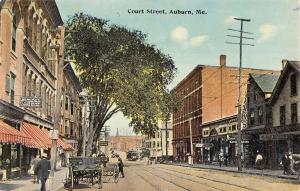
xmin=190 ymin=35 xmax=208 ymax=47
xmin=258 ymin=24 xmax=278 ymax=43
xmin=225 ymin=16 xmax=237 ymax=24
xmin=170 ymin=26 xmax=207 ymax=48
xmin=171 ymin=26 xmax=188 ymax=42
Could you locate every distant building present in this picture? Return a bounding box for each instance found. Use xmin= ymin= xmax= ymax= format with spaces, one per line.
xmin=109 ymin=135 xmax=142 ymax=152
xmin=142 ymin=120 xmax=173 ymax=159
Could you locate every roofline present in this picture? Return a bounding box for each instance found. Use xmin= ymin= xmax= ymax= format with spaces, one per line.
xmin=173 ymin=64 xmax=279 ymax=91
xmin=172 ymin=65 xmax=203 ymax=91
xmin=269 ymin=60 xmax=300 ymax=105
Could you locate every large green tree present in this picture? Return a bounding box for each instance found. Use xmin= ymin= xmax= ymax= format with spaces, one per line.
xmin=65 ymin=13 xmax=178 ymax=156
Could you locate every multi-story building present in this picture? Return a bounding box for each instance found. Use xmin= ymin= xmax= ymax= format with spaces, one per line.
xmin=243 ymin=73 xmax=279 ymax=168
xmin=143 ymin=120 xmax=173 ymax=160
xmin=173 ymin=54 xmax=279 ymax=163
xmin=60 ymin=63 xmax=82 ymax=153
xmin=0 ymin=0 xmax=72 ymax=177
xmin=260 ymin=60 xmax=300 ymax=169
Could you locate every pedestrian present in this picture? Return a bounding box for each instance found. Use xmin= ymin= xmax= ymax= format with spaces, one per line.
xmin=255 ymin=151 xmax=263 ymax=170
xmin=31 ymin=154 xmax=41 ymax=184
xmin=116 ymin=154 xmax=125 ymax=178
xmin=35 ymin=153 xmax=51 ymax=191
xmin=218 ymin=152 xmax=224 ymax=167
xmin=288 ymin=152 xmax=296 ymax=175
xmin=281 ymin=153 xmax=289 ymax=175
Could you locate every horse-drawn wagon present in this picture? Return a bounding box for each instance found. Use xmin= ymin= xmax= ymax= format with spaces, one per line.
xmin=64 ymin=157 xmax=103 ymax=190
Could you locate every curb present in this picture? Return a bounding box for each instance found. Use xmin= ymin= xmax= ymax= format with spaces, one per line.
xmin=162 ymin=162 xmax=299 ymax=181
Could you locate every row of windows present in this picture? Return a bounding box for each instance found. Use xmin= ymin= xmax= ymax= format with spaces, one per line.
xmin=280 ymin=103 xmax=298 ymax=126
xmin=11 ymin=6 xmax=57 ymax=76
xmin=249 ymin=106 xmax=264 ymax=125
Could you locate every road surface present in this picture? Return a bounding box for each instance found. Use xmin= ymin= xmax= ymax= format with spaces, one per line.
xmin=60 ymin=161 xmax=300 ymax=191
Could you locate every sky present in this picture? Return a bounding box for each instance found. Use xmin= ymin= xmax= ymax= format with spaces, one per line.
xmin=56 ymin=0 xmax=300 ymax=136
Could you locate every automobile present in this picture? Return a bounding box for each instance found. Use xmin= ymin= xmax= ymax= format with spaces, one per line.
xmin=126 ymin=151 xmax=138 ymax=161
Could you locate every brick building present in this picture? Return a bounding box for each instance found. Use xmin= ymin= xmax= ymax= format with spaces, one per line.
xmin=173 ymin=55 xmax=278 ymax=163
xmin=0 ymin=0 xmax=73 ymax=178
xmin=109 ymin=135 xmax=142 ymax=153
xmin=60 ymin=63 xmax=82 ymax=153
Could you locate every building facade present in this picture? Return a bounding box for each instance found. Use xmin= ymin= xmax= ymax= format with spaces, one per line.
xmin=0 ymin=0 xmax=72 ymax=178
xmin=142 ymin=120 xmax=173 ymax=160
xmin=243 ymin=73 xmax=279 ymax=168
xmin=173 ymin=54 xmax=279 ymax=163
xmin=60 ymin=64 xmax=82 ymax=153
xmin=261 ymin=61 xmax=300 ymax=169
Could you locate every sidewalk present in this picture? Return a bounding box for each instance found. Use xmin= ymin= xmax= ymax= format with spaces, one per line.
xmin=0 ymin=167 xmax=67 ymax=191
xmin=164 ymin=162 xmax=299 ymax=181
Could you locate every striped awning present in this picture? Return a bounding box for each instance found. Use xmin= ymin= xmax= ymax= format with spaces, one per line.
xmin=22 ymin=122 xmax=52 ymax=149
xmin=57 ymin=138 xmax=74 ymax=151
xmin=0 ymin=120 xmax=33 ymax=147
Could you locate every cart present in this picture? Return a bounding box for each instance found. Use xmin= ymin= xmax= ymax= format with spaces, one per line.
xmin=64 ymin=157 xmax=103 ymax=190
xmin=102 ymin=163 xmax=120 ymax=183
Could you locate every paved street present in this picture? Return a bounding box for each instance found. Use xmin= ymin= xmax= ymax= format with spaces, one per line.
xmin=59 ymin=161 xmax=300 ymax=191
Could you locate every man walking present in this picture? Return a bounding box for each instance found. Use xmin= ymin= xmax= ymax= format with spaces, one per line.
xmin=31 ymin=154 xmax=41 ymax=184
xmin=116 ymin=155 xmax=125 ymax=178
xmin=281 ymin=153 xmax=289 ymax=175
xmin=35 ymin=153 xmax=51 ymax=191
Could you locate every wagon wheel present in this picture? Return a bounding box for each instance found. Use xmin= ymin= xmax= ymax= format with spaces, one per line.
xmin=113 ymin=165 xmax=119 ymax=183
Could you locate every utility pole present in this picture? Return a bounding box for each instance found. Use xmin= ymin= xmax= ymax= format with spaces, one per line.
xmin=165 ymin=119 xmax=168 ymax=158
xmin=49 ymin=26 xmax=65 ymax=189
xmin=189 ymin=117 xmax=193 ymax=165
xmin=226 ymin=18 xmax=254 ymax=172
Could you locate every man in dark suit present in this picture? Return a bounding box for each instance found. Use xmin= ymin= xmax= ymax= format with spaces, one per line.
xmin=35 ymin=153 xmax=51 ymax=191
xmin=116 ymin=155 xmax=125 ymax=178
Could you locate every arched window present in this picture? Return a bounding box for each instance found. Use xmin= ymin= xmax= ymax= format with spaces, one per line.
xmin=12 ymin=9 xmax=17 ymax=52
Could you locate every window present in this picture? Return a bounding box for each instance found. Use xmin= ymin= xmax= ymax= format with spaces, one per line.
xmin=71 ymin=103 xmax=74 ymax=115
xmin=65 ymin=96 xmax=69 ymax=110
xmin=254 ymin=91 xmax=258 ymax=102
xmin=258 ymin=107 xmax=263 ymax=124
xmin=291 ymin=103 xmax=298 ymax=124
xmin=166 ymin=131 xmax=169 ymax=138
xmin=232 ymin=125 xmax=237 ymax=131
xmin=12 ymin=9 xmax=17 ymax=52
xmin=250 ymin=108 xmax=255 ymax=125
xmin=291 ymin=73 xmax=297 ymax=96
xmin=5 ymin=72 xmax=15 ymax=104
xmin=65 ymin=119 xmax=69 ymax=134
xmin=280 ymin=105 xmax=286 ymax=126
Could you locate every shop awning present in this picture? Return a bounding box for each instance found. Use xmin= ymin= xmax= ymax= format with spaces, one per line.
xmin=22 ymin=122 xmax=52 ymax=149
xmin=0 ymin=120 xmax=33 ymax=147
xmin=57 ymin=138 xmax=74 ymax=151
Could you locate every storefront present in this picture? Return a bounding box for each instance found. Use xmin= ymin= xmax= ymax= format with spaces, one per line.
xmin=201 ymin=115 xmax=238 ymax=165
xmin=259 ymin=131 xmax=300 ymax=169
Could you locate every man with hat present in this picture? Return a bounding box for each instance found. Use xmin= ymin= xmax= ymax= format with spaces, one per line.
xmin=35 ymin=153 xmax=51 ymax=191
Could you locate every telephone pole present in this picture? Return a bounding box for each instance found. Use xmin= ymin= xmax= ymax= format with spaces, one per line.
xmin=226 ymin=17 xmax=254 ymax=172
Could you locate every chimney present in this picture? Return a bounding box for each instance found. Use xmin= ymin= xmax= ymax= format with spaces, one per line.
xmin=220 ymin=55 xmax=226 ymax=67
xmin=282 ymin=59 xmax=288 ymax=69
